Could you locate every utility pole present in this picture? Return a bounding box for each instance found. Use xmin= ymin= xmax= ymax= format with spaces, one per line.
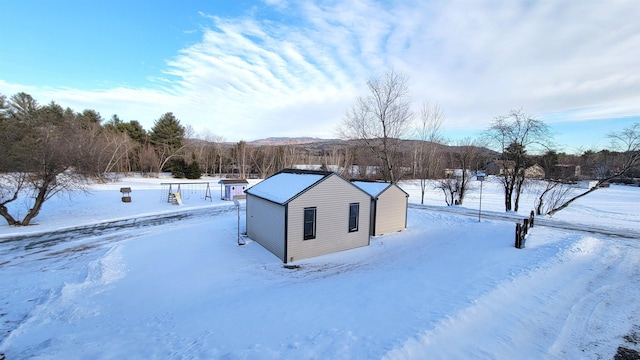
xmin=477 ymin=173 xmax=485 ymax=222
xmin=233 ymin=197 xmax=244 ymax=245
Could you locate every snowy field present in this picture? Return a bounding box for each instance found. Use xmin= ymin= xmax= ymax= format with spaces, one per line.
xmin=1 ymin=174 xmax=639 ymax=359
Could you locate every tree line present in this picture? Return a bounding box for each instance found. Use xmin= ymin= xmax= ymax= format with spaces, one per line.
xmin=337 ymin=70 xmax=639 ymax=214
xmin=1 ymin=74 xmax=638 ymax=226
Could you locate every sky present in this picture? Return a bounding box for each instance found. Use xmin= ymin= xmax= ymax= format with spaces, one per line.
xmin=1 ymin=0 xmax=639 ymax=152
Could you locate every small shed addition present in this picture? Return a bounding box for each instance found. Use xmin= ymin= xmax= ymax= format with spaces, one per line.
xmin=351 ymin=180 xmax=409 ymax=236
xmin=218 ymin=179 xmax=249 ymax=201
xmin=245 ymin=169 xmax=371 ymax=263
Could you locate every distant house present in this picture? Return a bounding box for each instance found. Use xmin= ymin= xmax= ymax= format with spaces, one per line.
xmin=578 ymin=180 xmax=599 ymax=189
xmin=524 ymin=164 xmax=545 ymax=179
xmin=485 ymin=160 xmax=515 ymax=176
xmin=245 ymin=169 xmax=371 ymax=263
xmin=486 ymin=161 xmax=546 ymax=179
xmin=444 ymin=169 xmax=475 ymax=178
xmin=444 ymin=168 xmax=455 ymax=178
xmin=555 ymin=164 xmax=581 ymax=178
xmin=351 ymin=180 xmax=409 ymax=236
xmin=218 ymin=179 xmax=249 ymax=200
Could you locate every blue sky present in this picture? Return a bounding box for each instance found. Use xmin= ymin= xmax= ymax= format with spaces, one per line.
xmin=2 ymin=0 xmax=639 ymax=153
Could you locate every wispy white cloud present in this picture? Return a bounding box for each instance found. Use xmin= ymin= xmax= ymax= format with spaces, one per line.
xmin=1 ymin=0 xmax=639 ymax=145
xmin=401 ymin=0 xmax=640 ymax=128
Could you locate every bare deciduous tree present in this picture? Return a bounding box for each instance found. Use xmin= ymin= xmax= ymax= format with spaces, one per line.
xmin=21 ymin=125 xmax=93 ymax=225
xmin=435 ymin=177 xmax=460 ymax=206
xmin=533 ymin=180 xmax=573 ymax=216
xmin=277 ymin=142 xmax=304 ymax=171
xmin=205 ymin=134 xmax=227 ymax=176
xmin=450 ymin=138 xmax=483 ymax=205
xmin=100 ymin=130 xmax=135 ymax=174
xmin=195 ymin=130 xmax=227 ymax=176
xmin=434 ymin=139 xmax=483 ymax=206
xmin=338 ymin=69 xmax=414 ymax=183
xmin=323 ymin=145 xmax=347 ymax=175
xmin=0 ymin=99 xmax=93 ymax=225
xmin=415 ymin=101 xmax=446 ymax=204
xmin=484 ymin=109 xmax=551 ymax=212
xmin=547 ymin=122 xmax=640 ymax=216
xmin=0 ymin=173 xmax=28 ymax=225
xmin=251 ymin=145 xmax=278 ymax=178
xmin=139 ymin=144 xmax=159 ymax=175
xmin=232 ymin=141 xmax=249 ymax=178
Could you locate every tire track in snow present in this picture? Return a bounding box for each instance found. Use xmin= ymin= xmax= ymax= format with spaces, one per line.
xmin=547 ymin=241 xmax=640 ymax=358
xmin=0 ymin=205 xmax=238 ymax=346
xmin=0 ymin=205 xmax=238 ymax=267
xmin=382 ymin=236 xmax=640 ymax=359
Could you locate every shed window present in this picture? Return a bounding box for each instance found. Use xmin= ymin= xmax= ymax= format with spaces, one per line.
xmin=304 ymin=207 xmax=316 ymax=240
xmin=349 ymin=203 xmax=359 ymax=232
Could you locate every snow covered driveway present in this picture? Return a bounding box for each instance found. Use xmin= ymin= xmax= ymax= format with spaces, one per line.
xmin=2 ymin=206 xmax=640 ymax=359
xmin=384 ymin=229 xmax=640 ymax=359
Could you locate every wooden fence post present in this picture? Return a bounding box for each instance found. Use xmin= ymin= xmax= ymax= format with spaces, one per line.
xmin=515 ymin=213 xmax=537 ymax=250
xmin=515 ymin=219 xmax=531 ymax=249
xmin=529 ymin=211 xmax=535 ymax=227
xmin=521 ymin=220 xmax=527 ymax=248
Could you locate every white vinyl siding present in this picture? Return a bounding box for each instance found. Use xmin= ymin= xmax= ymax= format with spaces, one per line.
xmin=246 ymin=194 xmax=286 ymax=261
xmin=286 ymin=175 xmax=370 ymax=262
xmin=373 ymin=185 xmax=408 ymax=235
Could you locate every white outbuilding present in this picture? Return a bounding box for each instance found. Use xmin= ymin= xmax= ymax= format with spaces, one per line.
xmin=245 ymin=169 xmax=371 ymax=263
xmin=218 ymin=179 xmax=249 ymax=201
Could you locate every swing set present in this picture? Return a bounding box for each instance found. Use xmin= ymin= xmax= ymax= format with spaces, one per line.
xmin=160 ymin=182 xmax=213 ymax=205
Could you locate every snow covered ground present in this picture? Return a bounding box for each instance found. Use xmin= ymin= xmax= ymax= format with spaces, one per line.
xmin=1 ymin=174 xmax=639 ymax=359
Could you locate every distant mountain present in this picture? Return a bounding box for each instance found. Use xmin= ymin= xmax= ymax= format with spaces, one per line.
xmin=188 ymin=136 xmax=498 ymax=160
xmin=248 ymin=137 xmax=340 ymax=146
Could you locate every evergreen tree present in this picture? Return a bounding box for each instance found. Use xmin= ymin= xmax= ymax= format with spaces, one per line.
xmin=149 ymin=112 xmax=184 ymax=150
xmin=106 ymin=115 xmax=148 ymax=143
xmin=171 ymin=158 xmax=187 ymax=178
xmin=7 ymin=92 xmax=39 ymax=122
xmin=124 ymin=120 xmax=147 ymax=143
xmin=185 ymin=153 xmax=202 ymax=179
xmin=149 ymin=112 xmax=185 ymax=172
xmin=77 ymin=109 xmax=103 ymax=127
xmin=541 ymin=150 xmax=559 ymax=179
xmin=171 ymin=153 xmax=202 ymax=179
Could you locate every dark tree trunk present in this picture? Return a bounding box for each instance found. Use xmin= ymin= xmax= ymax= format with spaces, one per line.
xmin=21 ymin=177 xmax=53 ymax=226
xmin=513 ymin=176 xmax=525 ymax=212
xmin=0 ymin=205 xmax=21 ymax=225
